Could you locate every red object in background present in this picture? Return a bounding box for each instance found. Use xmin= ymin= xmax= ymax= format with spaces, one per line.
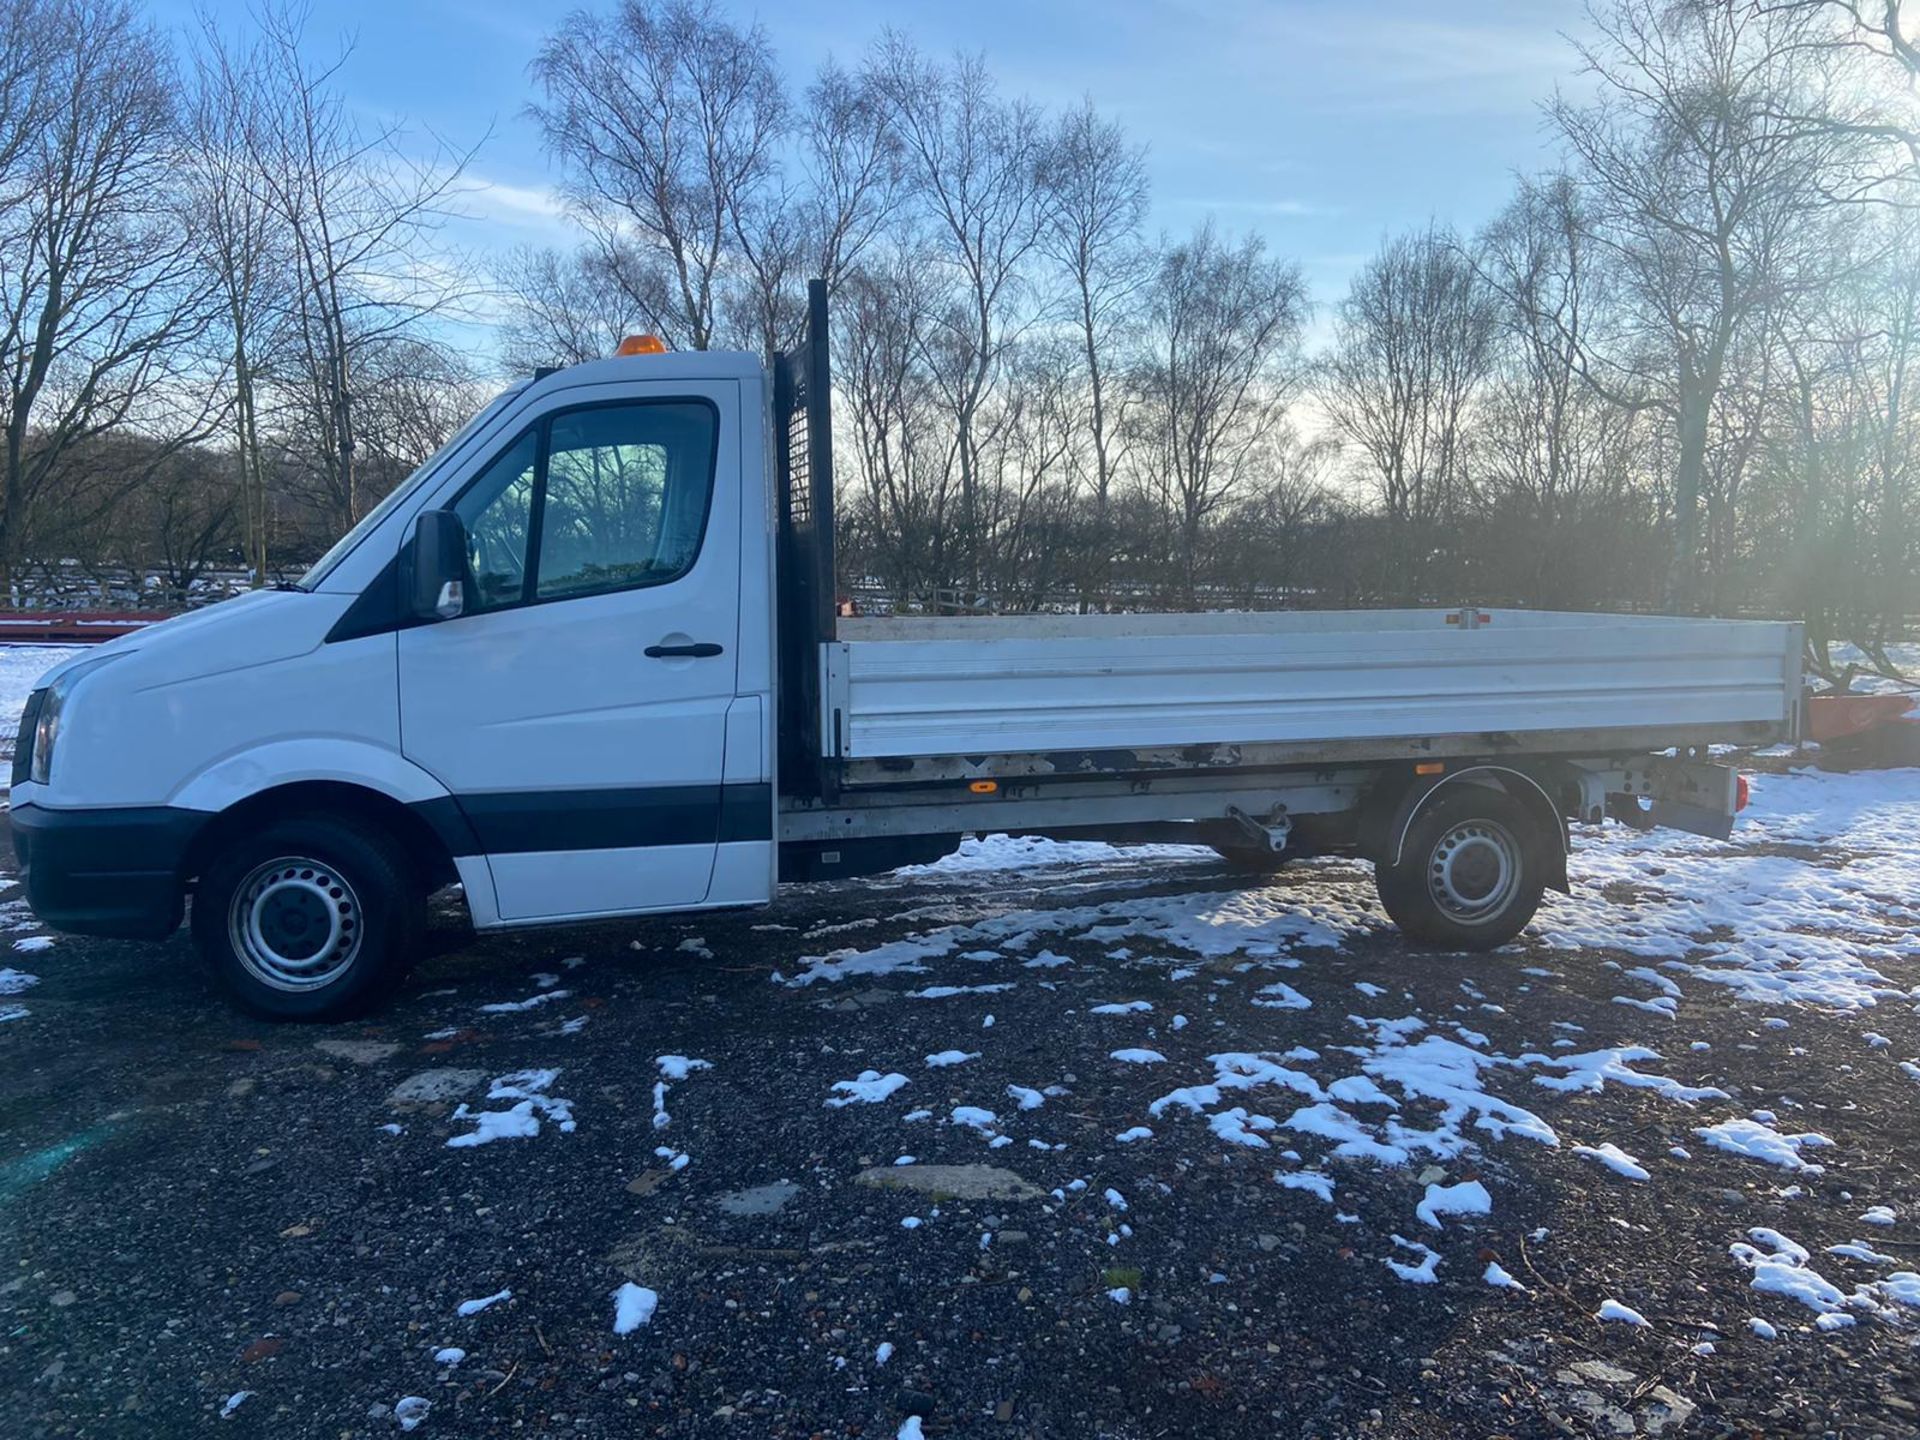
xmin=0 ymin=610 xmax=167 ymax=645
xmin=1804 ymin=691 xmax=1916 ymax=744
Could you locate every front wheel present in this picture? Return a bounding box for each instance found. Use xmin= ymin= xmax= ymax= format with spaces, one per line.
xmin=1374 ymin=788 xmax=1547 ymax=950
xmin=191 ymin=815 xmax=424 ymax=1020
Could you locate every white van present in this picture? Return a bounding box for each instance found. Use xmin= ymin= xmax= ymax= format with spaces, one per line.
xmin=9 ymin=283 xmax=1801 ymax=1018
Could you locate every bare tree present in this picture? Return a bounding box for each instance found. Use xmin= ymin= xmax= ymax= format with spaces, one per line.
xmin=184 ymin=15 xmax=288 ymax=586
xmin=530 ymin=0 xmax=786 ymax=352
xmin=1130 ymin=224 xmax=1309 ymax=606
xmin=729 ymin=60 xmax=903 ymax=357
xmin=867 ymin=36 xmax=1052 ymax=596
xmin=1322 ymin=225 xmax=1496 ymax=601
xmin=1041 ymin=97 xmax=1150 ymax=609
xmin=250 ymin=4 xmax=480 ymax=530
xmin=1549 ymin=0 xmax=1864 ymax=609
xmin=495 ymin=245 xmax=643 ymax=373
xmin=0 ymin=0 xmax=217 ymax=596
xmin=834 ymin=252 xmax=957 ymax=606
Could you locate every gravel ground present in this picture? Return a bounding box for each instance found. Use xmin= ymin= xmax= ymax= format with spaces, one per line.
xmin=1 ymin=783 xmax=1917 ymax=1439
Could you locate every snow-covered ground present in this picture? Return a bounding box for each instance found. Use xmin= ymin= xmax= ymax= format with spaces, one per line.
xmin=1824 ymin=640 xmax=1920 ymax=695
xmin=782 ymin=761 xmax=1920 ymax=1325
xmin=0 ymin=645 xmax=77 ymax=737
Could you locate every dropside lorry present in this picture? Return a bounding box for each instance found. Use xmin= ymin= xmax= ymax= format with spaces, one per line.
xmin=9 ymin=282 xmax=1802 ymax=1017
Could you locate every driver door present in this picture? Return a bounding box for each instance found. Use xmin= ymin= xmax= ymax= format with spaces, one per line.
xmin=397 ymin=382 xmax=743 ymax=922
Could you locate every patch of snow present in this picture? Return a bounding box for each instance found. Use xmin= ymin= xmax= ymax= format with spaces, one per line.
xmin=1383 ymin=1234 xmax=1440 ymax=1284
xmin=1596 ymin=1299 xmax=1649 ymax=1327
xmin=1484 ymin=1262 xmax=1525 ymax=1291
xmin=447 ymin=1071 xmax=574 ymax=1149
xmin=433 ymin=1347 xmax=465 ymax=1366
xmin=1861 ymin=1205 xmax=1896 ymax=1226
xmin=784 ymin=879 xmax=1369 ymax=987
xmin=479 ymin=989 xmax=571 ymax=1013
xmin=1006 ymin=1084 xmax=1044 ymax=1110
xmin=456 ymin=1288 xmax=511 ymax=1316
xmin=1416 ymin=1179 xmax=1492 ymax=1230
xmin=1694 ymin=1118 xmax=1834 ymax=1173
xmin=394 ymin=1396 xmax=431 ymax=1431
xmin=1110 ymin=1048 xmax=1167 ymax=1065
xmin=656 ymin=1055 xmax=711 ymax=1081
xmin=1090 ymin=1000 xmax=1152 ymax=1015
xmin=220 ymin=1391 xmax=254 ymax=1418
xmin=1252 ymin=981 xmax=1311 ymax=1010
xmin=0 ymin=966 xmax=40 ymax=993
xmin=874 ymin=1341 xmax=894 ymax=1365
xmin=11 ymin=936 xmax=52 ymax=954
xmin=925 ymin=1050 xmax=980 ymax=1067
xmin=612 ymin=1282 xmax=659 ymax=1334
xmin=1115 ymin=1126 xmax=1153 ymax=1143
xmin=825 ymin=1071 xmax=909 ymax=1108
xmin=1276 ymin=1170 xmax=1335 ymax=1202
xmin=1572 ymin=1142 xmax=1651 ymax=1182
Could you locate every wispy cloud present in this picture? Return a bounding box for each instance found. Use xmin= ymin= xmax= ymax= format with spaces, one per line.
xmin=464 ymin=175 xmax=570 ymax=226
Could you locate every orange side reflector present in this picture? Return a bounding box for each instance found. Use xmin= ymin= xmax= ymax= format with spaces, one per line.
xmin=1415 ymin=762 xmax=1445 ymax=776
xmin=968 ymin=780 xmax=998 ymax=794
xmin=614 ymin=334 xmax=668 ymax=356
xmin=1735 ymin=773 xmax=1751 ymax=811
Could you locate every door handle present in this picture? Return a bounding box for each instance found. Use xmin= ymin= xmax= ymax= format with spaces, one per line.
xmin=644 ymin=641 xmax=724 ymax=658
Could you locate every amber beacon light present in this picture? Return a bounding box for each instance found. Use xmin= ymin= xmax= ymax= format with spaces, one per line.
xmin=614 ymin=334 xmax=669 ymax=356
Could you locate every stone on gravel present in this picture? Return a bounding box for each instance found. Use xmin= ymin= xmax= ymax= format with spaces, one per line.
xmin=854 ymin=1164 xmax=1044 ymax=1201
xmin=387 ymin=1069 xmax=487 ymax=1105
xmin=716 ymin=1182 xmax=802 ymax=1216
xmin=315 ymin=1040 xmax=400 ymax=1064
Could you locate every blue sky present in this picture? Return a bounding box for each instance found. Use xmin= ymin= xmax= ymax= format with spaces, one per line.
xmin=163 ymin=0 xmax=1598 ymax=338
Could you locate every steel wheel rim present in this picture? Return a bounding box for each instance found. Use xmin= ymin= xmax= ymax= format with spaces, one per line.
xmin=1426 ymin=819 xmax=1520 ymax=925
xmin=228 ymin=856 xmax=362 ymax=992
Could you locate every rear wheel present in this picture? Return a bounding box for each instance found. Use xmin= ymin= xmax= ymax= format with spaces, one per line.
xmin=1374 ymin=787 xmax=1546 ymax=950
xmin=191 ymin=815 xmax=424 ymax=1020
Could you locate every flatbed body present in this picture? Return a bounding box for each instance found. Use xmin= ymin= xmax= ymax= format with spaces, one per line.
xmin=820 ymin=609 xmax=1798 ymax=770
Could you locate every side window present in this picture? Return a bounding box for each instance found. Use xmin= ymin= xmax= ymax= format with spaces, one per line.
xmin=535 ymin=402 xmax=717 ymax=601
xmin=453 ymin=431 xmax=537 ymax=612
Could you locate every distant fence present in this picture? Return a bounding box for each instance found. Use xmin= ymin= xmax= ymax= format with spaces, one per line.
xmin=0 ymin=611 xmax=168 ymax=645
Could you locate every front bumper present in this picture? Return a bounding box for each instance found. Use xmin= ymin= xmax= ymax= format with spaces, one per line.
xmin=8 ymin=803 xmax=206 ymax=940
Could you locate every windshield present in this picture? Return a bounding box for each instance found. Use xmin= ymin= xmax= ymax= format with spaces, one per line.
xmin=298 ymin=383 xmax=528 ymax=589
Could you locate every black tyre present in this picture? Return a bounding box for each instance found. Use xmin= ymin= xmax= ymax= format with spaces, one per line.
xmin=191 ymin=814 xmax=424 ymax=1020
xmin=1209 ymin=843 xmax=1291 ymax=876
xmin=1374 ymin=787 xmax=1547 ymax=950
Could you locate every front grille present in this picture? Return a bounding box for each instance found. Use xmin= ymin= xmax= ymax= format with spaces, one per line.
xmin=12 ymin=689 xmax=43 ymax=788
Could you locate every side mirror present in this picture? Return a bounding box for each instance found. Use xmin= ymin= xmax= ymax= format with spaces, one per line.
xmin=407 ymin=509 xmax=467 ymax=621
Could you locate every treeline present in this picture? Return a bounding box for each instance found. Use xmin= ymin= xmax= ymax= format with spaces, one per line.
xmin=502 ymin=0 xmax=1920 ymax=668
xmin=0 ymin=0 xmax=481 ymax=598
xmin=3 ymin=0 xmax=1919 ymax=671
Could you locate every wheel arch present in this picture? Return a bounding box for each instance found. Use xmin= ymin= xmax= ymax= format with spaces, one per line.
xmin=1379 ymin=764 xmax=1570 ymax=894
xmin=182 ymin=780 xmax=467 ymax=894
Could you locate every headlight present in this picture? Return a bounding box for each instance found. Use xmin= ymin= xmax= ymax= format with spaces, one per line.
xmin=28 ymin=652 xmax=125 ymax=787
